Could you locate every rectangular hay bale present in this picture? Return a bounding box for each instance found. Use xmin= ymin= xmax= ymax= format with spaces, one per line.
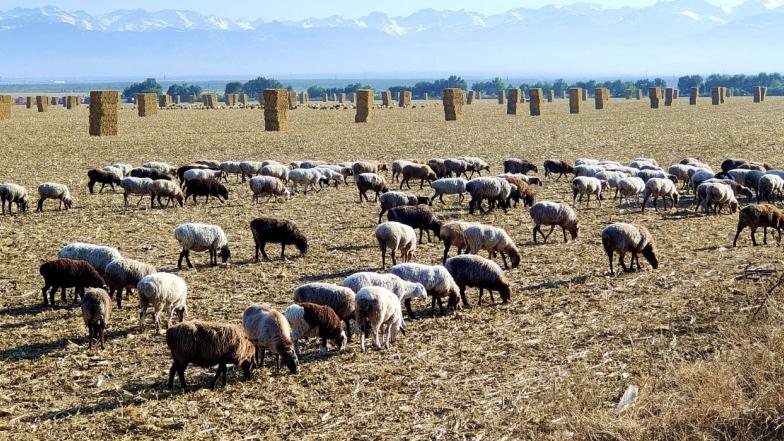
xmin=581 ymin=88 xmax=587 ymax=101
xmin=0 ymin=95 xmax=11 ymax=120
xmin=690 ymin=87 xmax=699 ymax=105
xmin=442 ymin=88 xmax=464 ymax=121
xmin=568 ymin=88 xmax=581 ymax=114
xmin=507 ymin=89 xmax=520 ymax=115
xmin=594 ymin=88 xmax=609 ymax=110
xmin=547 ymin=89 xmax=555 ymax=103
xmin=398 ymin=91 xmax=411 ymax=108
xmin=381 ymin=91 xmax=392 ymax=107
xmin=264 ymin=89 xmax=289 ymax=131
xmin=137 ymin=93 xmax=158 ymax=116
xmin=649 ymin=87 xmax=662 ymax=109
xmin=498 ymin=90 xmax=505 ymax=104
xmin=529 ymin=88 xmax=543 ymax=116
xmin=711 ymin=87 xmax=721 ymax=105
xmin=89 ymin=90 xmax=118 ymax=136
xmin=355 ymin=89 xmax=374 ymax=123
xmin=664 ymin=88 xmax=674 ymax=106
xmin=36 ymin=96 xmax=49 ymax=112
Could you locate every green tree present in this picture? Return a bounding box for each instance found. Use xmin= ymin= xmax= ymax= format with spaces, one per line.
xmin=122 ymin=78 xmax=162 ymax=99
xmin=677 ymin=75 xmax=703 ymax=94
xmin=224 ymin=81 xmax=243 ymax=95
xmin=307 ymin=85 xmax=325 ymax=98
xmin=241 ymin=77 xmax=283 ymax=98
xmin=167 ymin=83 xmax=202 ymax=100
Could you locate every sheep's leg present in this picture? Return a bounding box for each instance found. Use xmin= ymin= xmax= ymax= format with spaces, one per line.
xmin=379 ymin=242 xmax=387 ymax=268
xmin=136 ymin=195 xmax=144 ymax=206
xmin=360 ymin=329 xmax=367 ymax=352
xmin=390 ymin=248 xmax=397 ymax=266
xmin=489 ymin=290 xmax=496 ymax=303
xmin=419 ymin=179 xmax=425 ymax=190
xmin=605 ymin=245 xmax=615 ymax=275
xmin=99 ymin=324 xmax=106 ymax=349
xmin=384 ymin=324 xmax=392 ymax=349
xmin=404 ymin=298 xmax=415 ymax=320
xmin=41 ymin=285 xmax=50 ymax=305
xmin=478 ymin=288 xmax=484 ymax=305
xmin=211 ymin=363 xmax=225 ymax=389
xmin=733 ymin=223 xmax=746 ymax=247
xmin=763 ymin=227 xmax=768 ymax=245
xmin=168 ymin=362 xmax=179 ymax=389
xmin=751 ymin=227 xmax=758 ymax=246
xmin=373 ymin=191 xmax=379 ymax=202
xmin=261 ymin=243 xmax=271 ymax=261
xmin=280 ymin=244 xmax=286 ymax=260
xmin=442 ymin=242 xmax=451 ymax=263
xmin=436 ymin=297 xmax=446 ymax=315
xmin=619 ymin=253 xmax=631 ymax=273
xmin=430 ymin=296 xmax=437 ymax=317
xmin=532 ymin=225 xmax=540 ymax=243
xmin=344 ymin=319 xmax=352 ymax=342
xmin=87 ymin=325 xmax=94 ymax=349
xmin=61 ymin=286 xmax=67 ymax=303
xmin=501 ymin=253 xmax=509 ymax=270
xmin=425 ymin=230 xmax=432 ymax=243
xmin=460 ymin=285 xmax=470 ymax=308
xmin=543 ymin=225 xmax=555 ymax=243
xmin=374 ymin=325 xmax=382 ymax=350
xmin=418 ymin=229 xmax=424 ymax=244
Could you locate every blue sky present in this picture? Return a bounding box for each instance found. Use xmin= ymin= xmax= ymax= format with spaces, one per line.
xmin=0 ymin=0 xmax=743 ymax=19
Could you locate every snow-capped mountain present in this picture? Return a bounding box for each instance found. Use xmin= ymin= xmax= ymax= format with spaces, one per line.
xmin=0 ymin=1 xmax=782 ymax=77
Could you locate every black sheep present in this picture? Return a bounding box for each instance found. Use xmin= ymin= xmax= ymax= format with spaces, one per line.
xmin=130 ymin=167 xmax=173 ymax=181
xmin=503 ymin=159 xmax=538 ymax=175
xmin=542 ymin=160 xmax=575 ymax=181
xmin=87 ymin=169 xmax=122 ymax=194
xmin=387 ymin=206 xmax=443 ymax=244
xmin=39 ymin=258 xmax=106 ymax=306
xmin=250 ymin=217 xmax=308 ymax=261
xmin=183 ymin=178 xmax=229 ymax=204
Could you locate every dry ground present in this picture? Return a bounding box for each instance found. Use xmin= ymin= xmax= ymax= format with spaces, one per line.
xmin=0 ymin=97 xmax=783 ymax=440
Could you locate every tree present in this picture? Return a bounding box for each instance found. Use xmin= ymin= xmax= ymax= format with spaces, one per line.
xmin=167 ymin=83 xmax=202 ymax=100
xmin=307 ymin=85 xmax=325 ymax=98
xmin=224 ymin=82 xmax=243 ymax=95
xmin=241 ymin=77 xmax=283 ymax=98
xmin=122 ymin=78 xmax=162 ymax=99
xmin=677 ymin=75 xmax=703 ymax=94
xmin=471 ymin=77 xmax=506 ymax=96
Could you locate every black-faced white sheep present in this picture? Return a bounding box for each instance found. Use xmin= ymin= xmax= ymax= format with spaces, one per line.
xmin=387 ymin=205 xmax=443 ymax=244
xmin=40 ymin=258 xmax=106 ymax=306
xmin=283 ymin=302 xmax=347 ymax=355
xmin=36 ymin=182 xmax=73 ymax=212
xmin=733 ymin=204 xmax=784 ymax=247
xmin=430 ymin=178 xmax=467 ymax=205
xmin=174 ymin=223 xmax=230 ymax=269
xmin=642 ymin=178 xmax=679 ymax=212
xmin=242 ymin=304 xmax=299 ymax=373
xmin=182 ymin=168 xmax=225 ymax=186
xmin=464 ymin=224 xmax=521 ymax=269
xmin=389 ymin=263 xmax=460 ymax=317
xmin=529 ymin=201 xmax=580 ymax=243
xmin=293 ymin=283 xmax=356 ymax=340
xmin=249 ymin=176 xmax=290 ymax=203
xmin=356 ymin=173 xmax=389 ymax=202
xmin=354 ymin=286 xmax=405 ymax=352
xmin=617 ymin=177 xmax=646 ymax=207
xmin=696 ymin=182 xmax=739 ymax=215
xmin=601 ymin=223 xmax=659 ymax=275
xmin=81 ymin=288 xmax=112 ymax=349
xmin=239 ymin=161 xmax=265 ymax=181
xmin=374 ymin=221 xmax=417 ymax=268
xmin=0 ymin=183 xmax=28 ymax=214
xmin=137 ymin=272 xmax=188 ymax=333
xmin=250 ymin=217 xmax=308 ymax=261
xmin=342 ymin=271 xmax=427 ymax=319
xmin=444 ymin=255 xmax=511 ymax=307
xmin=104 ymin=258 xmax=157 ymax=308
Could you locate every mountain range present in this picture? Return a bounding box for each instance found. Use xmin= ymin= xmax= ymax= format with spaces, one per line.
xmin=0 ymin=1 xmax=782 ymax=78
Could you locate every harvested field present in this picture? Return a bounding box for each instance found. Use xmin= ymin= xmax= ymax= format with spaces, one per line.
xmin=1 ymin=98 xmax=784 ymax=439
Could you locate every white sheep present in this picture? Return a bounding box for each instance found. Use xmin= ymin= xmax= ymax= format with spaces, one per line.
xmin=668 ymin=164 xmax=697 ymax=191
xmin=182 ymin=168 xmax=224 ymax=185
xmin=342 ymin=271 xmax=427 ymax=320
xmin=529 ymin=201 xmax=580 ymax=243
xmin=354 ymin=286 xmax=405 ymax=352
xmin=617 ymin=177 xmax=646 ymax=207
xmin=242 ymin=304 xmax=299 ymax=373
xmin=58 ymin=242 xmax=123 ymax=275
xmin=220 ymin=161 xmax=243 ymax=182
xmin=111 ymin=163 xmax=133 ymax=177
xmin=0 ymin=183 xmax=29 ymax=214
xmin=249 ymin=176 xmax=290 ymax=203
xmin=174 ymin=223 xmax=230 ymax=269
xmin=601 ymin=223 xmax=659 ymax=275
xmin=458 ymin=156 xmax=490 ymax=177
xmin=149 ymin=179 xmax=184 ymax=208
xmin=120 ymin=177 xmax=154 ymax=206
xmin=464 ymin=224 xmax=521 ymax=270
xmin=142 ymin=161 xmax=174 ymax=175
xmin=389 ymin=263 xmax=459 ymax=317
xmin=261 ymin=163 xmax=289 ymax=182
xmin=239 ymin=161 xmax=265 ymax=180
xmin=595 ymin=170 xmax=629 ymax=199
xmin=696 ymin=182 xmax=738 ymax=214
xmin=571 ymin=176 xmax=608 ymax=208
xmin=642 ymin=178 xmax=679 ymax=212
xmin=288 ymin=168 xmax=323 ymax=194
xmin=430 ymin=178 xmax=468 ymax=204
xmin=378 ymin=191 xmax=427 ymax=223
xmin=137 ymin=272 xmax=187 ymax=333
xmin=374 ymin=221 xmax=417 ymax=268
xmin=637 ymin=169 xmax=670 ymax=183
xmin=689 ymin=169 xmax=716 ymax=192
xmin=314 ymin=167 xmax=344 ymax=188
xmin=757 ymin=174 xmax=784 ymax=203
xmin=104 ymin=258 xmax=157 ymax=308
xmin=36 ymin=182 xmax=73 ymax=212
xmin=574 ymin=164 xmax=603 ymax=177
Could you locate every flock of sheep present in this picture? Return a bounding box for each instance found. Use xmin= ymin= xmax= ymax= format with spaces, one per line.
xmin=3 ymin=153 xmax=784 ymax=390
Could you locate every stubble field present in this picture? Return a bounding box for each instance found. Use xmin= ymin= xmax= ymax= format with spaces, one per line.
xmin=1 ymin=97 xmax=783 ymax=440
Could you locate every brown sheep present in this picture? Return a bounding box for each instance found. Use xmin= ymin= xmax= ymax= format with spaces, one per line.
xmin=504 ymin=176 xmax=536 ymax=208
xmin=543 ymin=159 xmax=574 ymax=181
xmin=40 ymin=258 xmax=106 ymax=306
xmin=81 ymin=288 xmax=112 ymax=349
xmin=733 ymin=204 xmax=784 ymax=247
xmin=400 ymin=164 xmax=437 ymax=190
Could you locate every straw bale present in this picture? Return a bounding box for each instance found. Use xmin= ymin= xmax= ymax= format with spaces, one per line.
xmin=36 ymin=96 xmax=49 ymax=112
xmin=159 ymin=94 xmax=172 ymax=108
xmin=264 ymin=89 xmax=289 ymax=131
xmin=466 ymin=91 xmax=475 ymax=105
xmin=442 ymin=88 xmax=463 ymax=121
xmin=507 ymin=89 xmax=520 ymax=115
xmin=89 ymin=90 xmax=118 ymax=136
xmin=712 ymin=87 xmax=721 ymax=105
xmin=547 ymin=89 xmax=555 ymax=103
xmin=423 ymin=93 xmax=428 ymax=100
xmin=203 ymin=94 xmax=218 ymax=109
xmin=594 ymin=88 xmax=609 ymax=110
xmin=66 ymin=95 xmax=80 ymax=109
xmin=581 ymin=88 xmax=588 ymax=101
xmin=51 ymin=97 xmax=58 ymax=106
xmin=753 ymin=86 xmax=763 ymax=103
xmin=649 ymin=87 xmax=662 ymax=109
xmin=665 ymin=88 xmax=674 ymax=106
xmin=529 ymin=88 xmax=543 ymax=116
xmin=636 ymin=89 xmax=643 ymax=100
xmin=288 ymin=90 xmax=298 ymax=110
xmin=498 ymin=90 xmax=505 ymax=104
xmin=300 ymin=92 xmax=309 ymax=105
xmin=239 ymin=94 xmax=248 ymax=106
xmin=381 ymin=91 xmax=392 ymax=107
xmin=338 ymin=93 xmax=346 ymax=104
xmin=225 ymin=94 xmax=237 ymax=107
xmin=354 ymin=89 xmax=373 ymax=123
xmin=568 ymin=88 xmax=581 ymax=114
xmin=136 ymin=93 xmax=157 ymax=116
xmin=398 ymin=91 xmax=412 ymax=108
xmin=0 ymin=95 xmax=11 ymax=120
xmin=690 ymin=87 xmax=699 ymax=105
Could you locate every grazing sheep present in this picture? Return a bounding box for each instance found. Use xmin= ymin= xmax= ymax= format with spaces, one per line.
xmin=142 ymin=161 xmax=175 ymax=175
xmin=572 ymin=176 xmax=608 ymax=208
xmin=702 ymin=178 xmax=754 ymax=202
xmin=250 ymin=217 xmax=308 ymax=261
xmin=182 ymin=168 xmax=224 ymax=186
xmin=289 ymin=168 xmax=327 ymax=194
xmin=444 ymin=255 xmax=511 ymax=307
xmin=387 ymin=205 xmax=442 ymax=244
xmin=668 ymin=164 xmax=697 ymax=191
xmin=543 ymin=159 xmax=575 ymax=181
xmin=629 ymin=158 xmax=658 ymax=169
xmin=299 ymin=160 xmax=327 ymax=169
xmin=757 ymin=174 xmax=784 ymax=203
xmin=427 ymin=158 xmax=448 ymax=178
xmin=503 ymin=158 xmax=538 ymax=175
xmin=81 ymin=288 xmax=112 ymax=349
xmin=400 ymin=164 xmax=437 ymax=190
xmin=0 ymin=183 xmax=28 ymax=215
xmin=444 ymin=158 xmax=469 ymax=178
xmin=283 ymin=302 xmax=347 ymax=355
xmin=352 ymin=161 xmax=386 ymax=176
xmin=166 ymin=320 xmax=256 ymax=389
xmin=87 ymin=168 xmax=122 ymax=194
xmin=293 ymin=283 xmax=356 ymax=340
xmin=464 ymin=224 xmax=521 ymax=270
xmin=58 ymin=242 xmax=122 ymax=275
xmin=529 ymin=201 xmax=580 ymax=243
xmin=314 ymin=167 xmax=344 ymax=188
xmin=595 ymin=171 xmax=629 ymax=199
xmin=733 ymin=204 xmax=784 ymax=247
xmin=149 ymin=179 xmax=184 ymax=208
xmin=392 ymin=160 xmax=417 ymax=182
xmin=36 ymin=182 xmax=73 ymax=212
xmin=176 ymin=164 xmax=209 ymax=183
xmin=242 ymin=305 xmax=299 ymax=373
xmin=574 ymin=165 xmax=603 ymax=178
xmin=183 ymin=178 xmax=229 ymax=204
xmin=220 ymin=161 xmax=243 ymax=182
xmin=390 ymin=263 xmax=460 ymax=317
xmin=249 ymin=176 xmax=290 ymax=203
xmin=503 ymin=176 xmax=536 ymax=208
xmin=130 ymin=167 xmax=172 ymax=181
xmin=111 ymin=163 xmax=133 ymax=177
xmin=261 ymin=163 xmax=289 ymax=183
xmin=696 ymin=182 xmax=739 ymax=215
xmin=430 ymin=178 xmax=468 ymax=205
xmin=617 ymin=177 xmax=646 ymax=207
xmin=137 ymin=272 xmax=187 ymax=333
xmin=516 ymin=175 xmax=543 ymax=187
xmin=378 ymin=191 xmax=430 ymax=223
xmin=601 ymin=223 xmax=659 ymax=275
xmin=239 ymin=161 xmax=265 ymax=181
xmin=40 ymin=258 xmax=106 ymax=306
xmin=726 ymin=169 xmax=765 ymax=192
xmin=342 ymin=272 xmax=427 ymax=319
xmin=738 ymin=162 xmax=770 ymax=171
xmin=721 ymin=159 xmax=748 ymax=173
xmin=466 ymin=177 xmax=512 ymax=214
xmin=637 ymin=169 xmax=673 ymax=183
xmin=104 ymin=258 xmax=157 ymax=308
xmin=375 ymin=221 xmax=417 ymax=268
xmin=174 ymin=223 xmax=231 ymax=269
xmin=690 ymin=169 xmax=716 ymax=192
xmin=194 ymin=160 xmax=222 ymax=170
xmin=459 ymin=156 xmax=491 ymax=177
xmin=354 ymin=287 xmax=405 ymax=352
xmin=356 ymin=173 xmax=389 ymax=202
xmin=440 ymin=221 xmax=478 ymax=262
xmin=642 ymin=178 xmax=679 ymax=212
xmin=120 ymin=177 xmax=154 ymax=206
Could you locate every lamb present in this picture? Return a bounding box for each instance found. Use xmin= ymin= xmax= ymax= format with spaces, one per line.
xmin=503 ymin=176 xmax=536 ymax=208
xmin=459 ymin=156 xmax=490 ymax=177
xmin=601 ymin=223 xmax=659 ymax=275
xmin=356 ymin=173 xmax=389 ymax=202
xmin=0 ymin=183 xmax=28 ymax=215
xmin=183 ymin=178 xmax=229 ymax=204
xmin=642 ymin=178 xmax=679 ymax=212
xmin=40 ymin=258 xmax=106 ymax=306
xmin=464 ymin=224 xmax=521 ymax=270
xmin=142 ymin=161 xmax=175 ymax=175
xmin=220 ymin=161 xmax=243 ymax=182
xmin=293 ymin=283 xmax=356 ymax=340
xmin=283 ymin=302 xmax=347 ymax=355
xmin=182 ymin=168 xmax=225 ymax=186
xmin=390 ymin=263 xmax=460 ymax=317
xmin=58 ymin=242 xmax=123 ymax=275
xmin=81 ymin=288 xmax=112 ymax=349
xmin=571 ymin=176 xmax=608 ymax=208
xmin=733 ymin=204 xmax=784 ymax=247
xmin=543 ymin=159 xmax=575 ymax=181
xmin=318 ymin=164 xmax=352 ymax=185
xmin=352 ymin=161 xmax=387 ymax=175
xmin=529 ymin=201 xmax=580 ymax=243
xmin=399 ymin=164 xmax=437 ymax=190
xmin=149 ymin=179 xmax=184 ymax=208
xmin=387 ymin=205 xmax=443 ymax=244
xmin=444 ymin=158 xmax=469 ymax=178
xmin=757 ymin=174 xmax=784 ymax=203
xmin=617 ymin=177 xmax=646 ymax=207
xmin=36 ymin=182 xmax=73 ymax=212
xmin=104 ymin=258 xmax=157 ymax=308
xmin=391 ymin=159 xmax=417 ymax=182
xmin=440 ymin=221 xmax=478 ymax=262
xmin=242 ymin=305 xmax=299 ymax=373
xmin=261 ymin=163 xmax=289 ymax=182
xmin=166 ymin=320 xmax=256 ymax=389
xmin=342 ymin=271 xmax=427 ymax=319
xmin=378 ymin=191 xmax=431 ymax=223
xmin=137 ymin=272 xmax=188 ymax=333
xmin=503 ymin=158 xmax=538 ymax=175
xmin=249 ymin=176 xmax=291 ymax=203
xmin=314 ymin=167 xmax=344 ymax=188
xmin=174 ymin=223 xmax=231 ymax=269
xmin=466 ymin=177 xmax=512 ymax=214
xmin=427 ymin=158 xmax=448 ymax=178
xmin=444 ymin=255 xmax=511 ymax=307
xmin=239 ymin=161 xmax=266 ymax=181
xmin=430 ymin=178 xmax=468 ymax=205
xmin=120 ymin=177 xmax=154 ymax=206
xmin=130 ymin=167 xmax=172 ymax=181
xmin=374 ymin=221 xmax=417 ymax=268
xmin=354 ymin=286 xmax=405 ymax=352
xmin=87 ymin=168 xmax=122 ymax=194
xmin=250 ymin=217 xmax=308 ymax=261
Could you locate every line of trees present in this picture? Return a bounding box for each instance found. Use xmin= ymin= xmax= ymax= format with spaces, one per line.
xmin=678 ymin=73 xmax=784 ymax=96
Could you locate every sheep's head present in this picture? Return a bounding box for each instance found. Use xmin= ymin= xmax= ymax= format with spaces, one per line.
xmin=672 ymin=193 xmax=680 ymax=206
xmin=416 ymin=196 xmax=431 ymax=206
xmin=729 ymin=200 xmax=739 ymax=214
xmin=18 ymin=196 xmax=28 ymax=213
xmin=509 ymin=249 xmax=521 ymax=269
xmin=642 ymin=244 xmax=659 ymax=270
xmin=174 ymin=304 xmax=187 ymax=323
xmin=218 ymin=185 xmax=229 ymax=200
xmin=63 ymin=196 xmax=74 ymax=209
xmin=498 ymin=284 xmax=512 ymax=303
xmin=569 ymin=222 xmax=581 ymax=240
xmin=739 ymin=186 xmax=754 ymax=201
xmin=530 ymin=164 xmax=539 ymax=173
xmin=378 ymin=164 xmax=389 ymax=172
xmin=668 ymin=174 xmax=678 ymax=183
xmin=412 ymin=283 xmax=428 ymax=300
xmin=523 ymin=192 xmax=535 ymax=207
xmin=335 ymin=330 xmax=347 ymax=351
xmin=175 ymin=193 xmax=184 ymax=207
xmin=281 ymin=349 xmax=299 ymax=374
xmin=220 ymin=245 xmax=231 ymax=264
xmin=295 ymin=235 xmax=308 ymax=255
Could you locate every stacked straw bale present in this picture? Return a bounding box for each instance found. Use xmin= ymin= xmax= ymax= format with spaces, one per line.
xmin=594 ymin=88 xmax=609 ymax=110
xmin=507 ymin=89 xmax=520 ymax=115
xmin=626 ymin=89 xmax=632 ymax=100
xmin=322 ymin=94 xmax=328 ymax=103
xmin=264 ymin=89 xmax=288 ymax=131
xmin=466 ymin=91 xmax=475 ymax=105
xmin=137 ymin=93 xmax=158 ymax=116
xmin=338 ymin=93 xmax=346 ymax=104
xmin=300 ymin=92 xmax=309 ymax=105
xmin=673 ymin=89 xmax=679 ymax=100
xmin=649 ymin=87 xmax=662 ymax=109
xmin=581 ymin=88 xmax=587 ymax=101
xmin=398 ymin=91 xmax=412 ymax=108
xmin=239 ymin=94 xmax=248 ymax=106
xmin=547 ymin=89 xmax=554 ymax=103
xmin=497 ymin=90 xmax=505 ymax=104
xmin=288 ymin=91 xmax=297 ymax=109
xmin=26 ymin=96 xmax=32 ymax=109
xmin=753 ymin=86 xmax=765 ymax=103
xmin=355 ymin=89 xmax=373 ymax=123
xmin=174 ymin=95 xmax=181 ymax=105
xmin=66 ymin=95 xmax=80 ymax=109
xmin=443 ymin=88 xmax=463 ymax=121
xmin=711 ymin=87 xmax=721 ymax=105
xmin=529 ymin=88 xmax=543 ymax=116
xmin=203 ymin=94 xmax=218 ymax=109
xmin=381 ymin=91 xmax=392 ymax=107
xmin=568 ymin=88 xmax=581 ymax=114
xmin=89 ymin=91 xmax=118 ymax=136
xmin=225 ymin=94 xmax=237 ymax=107
xmin=690 ymin=87 xmax=698 ymax=105
xmin=50 ymin=97 xmax=58 ymax=106
xmin=0 ymin=95 xmax=11 ymax=120
xmin=36 ymin=96 xmax=49 ymax=112
xmin=636 ymin=89 xmax=643 ymax=100
xmin=159 ymin=94 xmax=172 ymax=108
xmin=664 ymin=88 xmax=674 ymax=106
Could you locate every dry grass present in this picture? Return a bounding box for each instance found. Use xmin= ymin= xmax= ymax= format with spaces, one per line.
xmin=1 ymin=98 xmax=784 ymax=439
